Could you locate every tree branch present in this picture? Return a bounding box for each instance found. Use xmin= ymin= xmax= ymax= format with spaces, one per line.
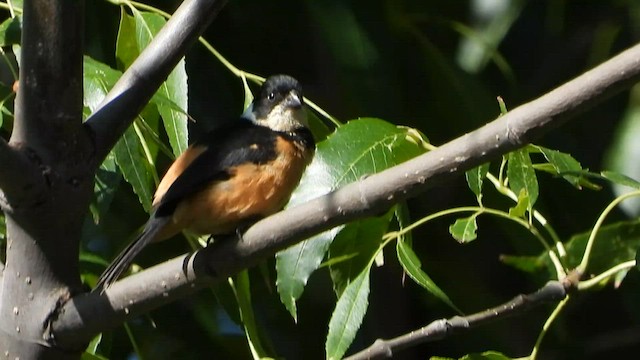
xmin=84 ymin=0 xmax=228 ymax=166
xmin=52 ymin=42 xmax=640 ymax=348
xmin=344 ymin=281 xmax=570 ymax=360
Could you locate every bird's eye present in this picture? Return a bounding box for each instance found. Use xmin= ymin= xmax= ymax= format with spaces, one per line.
xmin=267 ymin=92 xmax=276 ymax=101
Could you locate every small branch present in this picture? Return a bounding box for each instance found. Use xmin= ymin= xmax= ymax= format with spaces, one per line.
xmin=344 ymin=281 xmax=568 ymax=360
xmin=52 ymin=42 xmax=640 ymax=347
xmin=85 ymin=0 xmax=228 ymax=166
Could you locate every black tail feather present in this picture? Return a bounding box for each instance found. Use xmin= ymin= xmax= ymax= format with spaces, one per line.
xmin=95 ymin=216 xmax=169 ymax=292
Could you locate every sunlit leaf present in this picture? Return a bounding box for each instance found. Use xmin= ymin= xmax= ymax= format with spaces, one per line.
xmin=507 ymin=149 xmax=538 ymax=210
xmin=115 ymin=9 xmax=137 ymax=70
xmin=276 ymin=118 xmax=424 ymax=320
xmin=449 ymin=214 xmax=479 ymax=243
xmin=132 ymin=10 xmax=188 ymax=156
xmin=461 ymin=351 xmax=513 ymax=360
xmin=465 ymin=163 xmax=489 ymax=204
xmin=531 ymin=145 xmax=584 ymax=188
xmin=81 ymin=352 xmax=108 ymax=360
xmin=329 ymin=211 xmax=392 ymax=296
xmin=231 ymin=271 xmax=272 ymax=360
xmin=113 ymin=126 xmax=154 ymax=211
xmin=83 ymin=56 xmax=122 ymax=112
xmin=601 ymin=171 xmax=640 ymax=189
xmin=325 ymin=269 xmax=370 ymax=360
xmin=0 ymin=16 xmax=21 ymax=47
xmin=508 ymin=189 xmax=528 ymax=218
xmin=90 ymin=152 xmax=121 ymax=223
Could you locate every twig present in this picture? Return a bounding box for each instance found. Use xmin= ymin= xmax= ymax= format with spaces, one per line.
xmin=345 ymin=281 xmax=568 ymax=360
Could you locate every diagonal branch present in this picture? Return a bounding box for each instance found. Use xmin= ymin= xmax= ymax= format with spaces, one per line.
xmin=345 ymin=280 xmax=570 ymax=360
xmin=51 ymin=42 xmax=640 ymax=348
xmin=84 ymin=0 xmax=228 ymax=166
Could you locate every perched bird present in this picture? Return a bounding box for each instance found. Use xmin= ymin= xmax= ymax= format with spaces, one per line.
xmin=96 ymin=75 xmax=315 ymax=291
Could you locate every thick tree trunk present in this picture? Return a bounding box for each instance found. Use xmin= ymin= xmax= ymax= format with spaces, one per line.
xmin=0 ymin=0 xmax=90 ymax=358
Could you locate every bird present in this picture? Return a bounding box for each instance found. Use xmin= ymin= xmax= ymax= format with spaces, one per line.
xmin=95 ymin=75 xmax=315 ymax=291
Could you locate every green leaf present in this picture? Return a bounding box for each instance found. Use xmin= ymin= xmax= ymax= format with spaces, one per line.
xmin=394 ymin=201 xmax=413 ymax=244
xmin=459 ymin=351 xmax=513 ymax=360
xmin=499 ymin=254 xmax=545 ymax=274
xmin=84 ymin=57 xmax=158 ymax=212
xmin=563 ymin=221 xmax=640 ymax=284
xmin=397 ymin=239 xmax=461 ymax=313
xmin=531 ymin=145 xmax=584 ymax=188
xmin=81 ymin=352 xmax=108 ymax=360
xmin=504 ymin=220 xmax=640 ymax=285
xmin=276 ymin=226 xmax=338 ymax=321
xmin=465 ymin=163 xmax=489 ymax=203
xmin=231 ymin=271 xmax=272 ymax=360
xmin=83 ymin=56 xmax=122 ymax=112
xmin=90 ymin=152 xmax=121 ymax=223
xmin=132 ymin=10 xmax=188 ymax=156
xmin=454 ymin=0 xmax=523 ymax=77
xmin=211 ymin=280 xmax=242 ymax=326
xmin=325 ymin=269 xmax=370 ymax=360
xmin=115 ymin=9 xmax=138 ymax=70
xmin=601 ymin=171 xmax=640 ymax=189
xmin=84 ymin=334 xmax=103 ymax=356
xmin=241 ymin=75 xmax=254 ymax=111
xmin=449 ymin=214 xmax=478 ymax=243
xmin=113 ymin=126 xmax=154 ymax=211
xmin=507 ymin=149 xmax=538 ymax=210
xmin=0 ymin=215 xmax=4 ymax=261
xmin=276 ymin=118 xmax=425 ymax=320
xmin=306 ymin=107 xmax=333 ymax=142
xmin=0 ymin=16 xmax=21 ymax=47
xmin=508 ymin=189 xmax=529 ymax=218
xmin=329 ymin=211 xmax=392 ymax=296
xmin=430 ymin=351 xmax=513 ymax=360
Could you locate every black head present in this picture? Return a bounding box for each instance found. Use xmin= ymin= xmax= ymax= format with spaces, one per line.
xmin=250 ymin=75 xmax=307 ymax=132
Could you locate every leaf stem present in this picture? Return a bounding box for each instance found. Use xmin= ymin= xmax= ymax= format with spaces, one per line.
xmin=132 ymin=120 xmax=159 ymax=184
xmin=386 ymin=206 xmax=559 ymax=272
xmin=486 ymin=172 xmax=567 ymax=272
xmin=420 ymin=140 xmax=565 ymax=275
xmin=578 ymin=260 xmax=637 ymax=290
xmin=529 ymin=296 xmax=570 ymax=360
xmin=577 ymin=189 xmax=640 ymax=274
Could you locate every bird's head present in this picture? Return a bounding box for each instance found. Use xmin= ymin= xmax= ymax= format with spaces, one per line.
xmin=243 ymin=75 xmax=308 ymax=132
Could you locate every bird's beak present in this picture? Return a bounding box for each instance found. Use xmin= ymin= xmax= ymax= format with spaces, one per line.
xmin=285 ymin=91 xmax=303 ymax=109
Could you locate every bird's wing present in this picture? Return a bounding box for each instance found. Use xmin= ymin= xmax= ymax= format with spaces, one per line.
xmin=155 ymin=123 xmax=279 ymax=217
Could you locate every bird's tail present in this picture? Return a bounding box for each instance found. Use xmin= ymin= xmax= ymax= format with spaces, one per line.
xmin=95 ymin=216 xmax=169 ymax=292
